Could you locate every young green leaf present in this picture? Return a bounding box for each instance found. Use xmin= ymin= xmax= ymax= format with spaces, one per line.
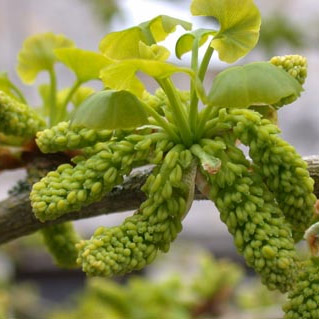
xmin=99 ymin=15 xmax=192 ymax=59
xmin=100 ymin=60 xmax=193 ymax=97
xmin=138 ymin=42 xmax=170 ymax=61
xmin=71 ymin=90 xmax=149 ymax=130
xmin=54 ymin=48 xmax=111 ymax=83
xmin=139 ymin=15 xmax=192 ymax=43
xmin=191 ymin=0 xmax=261 ymax=63
xmin=17 ymin=32 xmax=74 ymax=84
xmin=208 ymin=62 xmax=303 ymax=108
xmin=175 ymin=29 xmax=217 ymax=59
xmin=38 ymin=84 xmax=51 ymax=116
xmin=100 ymin=27 xmax=145 ymax=60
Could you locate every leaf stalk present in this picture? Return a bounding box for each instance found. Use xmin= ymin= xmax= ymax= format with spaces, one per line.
xmin=158 ymin=78 xmax=193 ymax=146
xmin=48 ymin=67 xmax=58 ymax=127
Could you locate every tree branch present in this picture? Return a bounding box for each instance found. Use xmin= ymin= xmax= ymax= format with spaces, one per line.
xmin=0 ymin=156 xmax=318 ymax=245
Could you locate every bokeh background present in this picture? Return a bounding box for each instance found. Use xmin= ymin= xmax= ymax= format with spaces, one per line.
xmin=0 ymin=0 xmax=318 ymax=318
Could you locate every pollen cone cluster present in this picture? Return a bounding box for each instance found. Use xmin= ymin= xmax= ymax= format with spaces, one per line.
xmin=198 ymin=134 xmax=298 ymax=292
xmin=76 ymin=146 xmax=196 ymax=276
xmin=0 ymin=91 xmax=46 ymax=137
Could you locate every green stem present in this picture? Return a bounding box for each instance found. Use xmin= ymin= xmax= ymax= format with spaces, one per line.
xmin=189 ymin=40 xmax=199 ymax=136
xmin=198 ymin=45 xmax=214 ymax=81
xmin=196 ymin=103 xmax=217 ymax=140
xmin=48 ymin=68 xmax=57 ymax=127
xmin=157 ymin=78 xmax=192 ymax=146
xmin=141 ymin=101 xmax=180 ymax=143
xmin=58 ymin=80 xmax=82 ymax=123
xmin=9 ymin=84 xmax=27 ymax=104
xmin=202 ymin=107 xmax=226 ymax=137
xmin=194 ymin=46 xmax=214 ymax=140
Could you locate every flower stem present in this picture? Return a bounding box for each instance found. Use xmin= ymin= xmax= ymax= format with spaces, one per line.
xmin=189 ymin=39 xmax=199 ymax=135
xmin=194 ymin=45 xmax=214 ymax=140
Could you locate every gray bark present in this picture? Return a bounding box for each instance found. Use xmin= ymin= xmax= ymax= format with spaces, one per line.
xmin=0 ymin=156 xmax=318 ymax=245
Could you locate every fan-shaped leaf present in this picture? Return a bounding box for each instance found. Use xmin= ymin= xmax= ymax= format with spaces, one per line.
xmin=100 ymin=60 xmax=193 ymax=97
xmin=208 ymin=62 xmax=303 ymax=108
xmin=140 ymin=15 xmax=192 ymax=43
xmin=99 ymin=15 xmax=191 ymax=59
xmin=55 ymin=48 xmax=111 ymax=83
xmin=71 ymin=90 xmax=149 ymax=130
xmin=191 ymin=0 xmax=261 ymax=63
xmin=17 ymin=32 xmax=74 ymax=84
xmin=138 ymin=42 xmax=170 ymax=61
xmin=100 ymin=28 xmax=144 ymax=60
xmin=175 ymin=29 xmax=217 ymax=59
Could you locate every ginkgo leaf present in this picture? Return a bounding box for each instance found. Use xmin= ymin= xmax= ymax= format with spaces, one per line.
xmin=71 ymin=90 xmax=149 ymax=130
xmin=100 ymin=28 xmax=145 ymax=60
xmin=99 ymin=15 xmax=191 ymax=59
xmin=175 ymin=28 xmax=217 ymax=59
xmin=208 ymin=62 xmax=303 ymax=108
xmin=138 ymin=42 xmax=170 ymax=61
xmin=17 ymin=32 xmax=74 ymax=84
xmin=100 ymin=60 xmax=193 ymax=97
xmin=54 ymin=48 xmax=111 ymax=83
xmin=140 ymin=15 xmax=192 ymax=43
xmin=191 ymin=0 xmax=261 ymax=63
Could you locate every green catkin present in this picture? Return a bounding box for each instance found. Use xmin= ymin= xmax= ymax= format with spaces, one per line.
xmin=270 ymin=55 xmax=307 ymax=108
xmin=36 ymin=121 xmax=113 ymax=153
xmin=142 ymin=91 xmax=165 ymax=114
xmin=283 ymin=258 xmax=319 ymax=319
xmin=30 ymin=133 xmax=172 ymax=222
xmin=200 ymin=135 xmax=298 ymax=292
xmin=0 ymin=91 xmax=46 ymax=137
xmin=81 ymin=128 xmax=159 ymax=159
xmin=41 ymin=222 xmax=80 ymax=268
xmin=154 ymin=88 xmax=190 ymax=107
xmin=271 ymin=55 xmax=307 ymax=85
xmin=76 ymin=145 xmax=196 ymax=276
xmin=214 ymin=108 xmax=316 ymax=241
xmin=81 ymin=132 xmax=172 ymax=167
